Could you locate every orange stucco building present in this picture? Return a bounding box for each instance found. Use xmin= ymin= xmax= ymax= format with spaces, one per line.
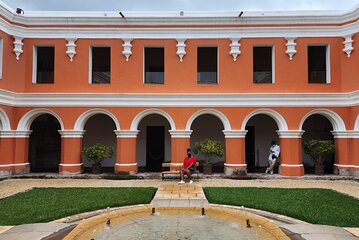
xmin=0 ymin=3 xmax=358 ymax=177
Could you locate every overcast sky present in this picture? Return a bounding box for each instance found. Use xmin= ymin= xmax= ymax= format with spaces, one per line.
xmin=2 ymin=0 xmax=359 ymax=12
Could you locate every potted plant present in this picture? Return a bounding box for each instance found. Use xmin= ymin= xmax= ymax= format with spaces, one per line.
xmin=303 ymin=140 xmax=335 ymax=175
xmin=82 ymin=143 xmax=114 ymax=174
xmin=193 ymin=139 xmax=224 ymax=174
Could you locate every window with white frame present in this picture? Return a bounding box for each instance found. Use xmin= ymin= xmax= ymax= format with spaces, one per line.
xmin=253 ymin=46 xmax=274 ymax=84
xmin=33 ymin=46 xmax=55 ymax=84
xmin=308 ymin=45 xmax=329 ymax=83
xmin=144 ymin=47 xmax=164 ymax=84
xmin=197 ymin=46 xmax=218 ymax=84
xmin=90 ymin=47 xmax=111 ymax=84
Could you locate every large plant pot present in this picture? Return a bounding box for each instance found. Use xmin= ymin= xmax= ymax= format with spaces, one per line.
xmin=203 ymin=163 xmax=213 ymax=175
xmin=91 ymin=162 xmax=102 ymax=174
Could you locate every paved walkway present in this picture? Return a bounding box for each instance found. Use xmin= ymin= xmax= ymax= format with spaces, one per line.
xmin=1 ymin=178 xmax=359 ymax=199
xmin=151 ymin=183 xmax=209 ymax=206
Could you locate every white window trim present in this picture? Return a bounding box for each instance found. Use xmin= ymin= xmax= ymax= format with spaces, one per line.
xmin=89 ymin=45 xmax=111 ymax=84
xmin=0 ymin=39 xmax=3 ymax=79
xmin=143 ymin=45 xmax=165 ymax=84
xmin=197 ymin=45 xmax=219 ymax=84
xmin=308 ymin=44 xmax=330 ymax=84
xmin=32 ymin=45 xmax=55 ymax=84
xmin=253 ymin=44 xmax=275 ymax=84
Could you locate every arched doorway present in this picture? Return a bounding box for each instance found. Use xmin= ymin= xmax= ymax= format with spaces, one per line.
xmin=302 ymin=114 xmax=334 ymax=174
xmin=190 ymin=114 xmax=225 ymax=173
xmin=136 ymin=114 xmax=171 ymax=172
xmin=244 ymin=114 xmax=279 ymax=173
xmin=82 ymin=114 xmax=117 ymax=173
xmin=28 ymin=114 xmax=61 ymax=172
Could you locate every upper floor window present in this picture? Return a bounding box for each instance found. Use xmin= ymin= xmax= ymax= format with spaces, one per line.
xmin=91 ymin=47 xmax=110 ymax=84
xmin=197 ymin=46 xmax=218 ymax=84
xmin=144 ymin=47 xmax=164 ymax=84
xmin=253 ymin=46 xmax=274 ymax=83
xmin=308 ymin=45 xmax=329 ymax=83
xmin=0 ymin=39 xmax=3 ymax=79
xmin=33 ymin=46 xmax=54 ymax=84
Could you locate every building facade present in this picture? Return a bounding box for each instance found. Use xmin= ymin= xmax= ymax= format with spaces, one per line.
xmin=0 ymin=3 xmax=358 ymax=176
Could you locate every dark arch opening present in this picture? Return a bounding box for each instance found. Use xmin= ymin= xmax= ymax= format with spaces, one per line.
xmin=245 ymin=114 xmax=279 ymax=173
xmin=29 ymin=114 xmax=61 ymax=172
xmin=302 ymin=114 xmax=334 ymax=174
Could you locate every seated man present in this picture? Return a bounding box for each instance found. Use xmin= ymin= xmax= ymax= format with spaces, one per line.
xmin=178 ymin=148 xmax=197 ymax=184
xmin=266 ymin=140 xmax=280 ymax=175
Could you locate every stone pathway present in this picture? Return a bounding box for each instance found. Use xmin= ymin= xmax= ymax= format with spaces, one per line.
xmin=150 ymin=183 xmax=209 ymax=206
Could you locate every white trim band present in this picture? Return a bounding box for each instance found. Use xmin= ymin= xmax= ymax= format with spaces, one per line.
xmin=115 ymin=163 xmax=138 ymax=166
xmin=280 ymin=164 xmax=304 ymax=167
xmin=331 ymin=131 xmax=359 ymax=138
xmin=59 ymin=163 xmax=83 ymax=167
xmin=58 ymin=130 xmax=85 ymax=138
xmin=224 ymin=163 xmax=247 ymax=167
xmin=277 ymin=130 xmax=305 ymax=138
xmin=0 ymin=130 xmax=32 ymax=138
xmin=114 ymin=130 xmax=139 ymax=138
xmin=334 ymin=164 xmax=359 ymax=169
xmin=223 ymin=130 xmax=248 ymax=138
xmin=169 ymin=130 xmax=192 ymax=138
xmin=0 ymin=163 xmax=29 ymax=168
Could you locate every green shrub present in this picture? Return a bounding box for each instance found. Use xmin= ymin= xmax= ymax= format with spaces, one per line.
xmin=303 ymin=140 xmax=335 ymax=163
xmin=82 ymin=143 xmax=114 ymax=164
xmin=193 ymin=139 xmax=224 ymax=164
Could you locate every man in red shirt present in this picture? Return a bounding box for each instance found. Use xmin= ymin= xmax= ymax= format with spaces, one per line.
xmin=179 ymin=148 xmax=197 ymax=184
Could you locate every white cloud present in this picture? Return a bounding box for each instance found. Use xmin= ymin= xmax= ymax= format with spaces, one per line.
xmin=2 ymin=0 xmax=358 ymax=11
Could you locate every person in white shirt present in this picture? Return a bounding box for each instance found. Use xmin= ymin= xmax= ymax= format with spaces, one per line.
xmin=266 ymin=141 xmax=280 ymax=174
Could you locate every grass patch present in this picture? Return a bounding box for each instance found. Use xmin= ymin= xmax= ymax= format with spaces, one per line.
xmin=0 ymin=187 xmax=155 ymax=225
xmin=204 ymin=187 xmax=359 ymax=227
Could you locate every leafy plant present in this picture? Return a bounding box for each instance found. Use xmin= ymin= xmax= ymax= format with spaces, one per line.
xmin=193 ymin=139 xmax=224 ymax=164
xmin=303 ymin=140 xmax=335 ymax=163
xmin=82 ymin=143 xmax=114 ymax=164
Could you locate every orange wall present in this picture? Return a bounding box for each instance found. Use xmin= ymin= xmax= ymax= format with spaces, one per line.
xmin=0 ymin=32 xmax=357 ymax=94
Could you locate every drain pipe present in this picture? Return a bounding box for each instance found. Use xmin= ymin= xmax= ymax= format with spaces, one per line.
xmin=152 ymin=207 xmax=156 ymax=215
xmin=201 ymin=207 xmax=205 ymax=216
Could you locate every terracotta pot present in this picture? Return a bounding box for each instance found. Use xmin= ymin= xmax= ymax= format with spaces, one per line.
xmin=92 ymin=162 xmax=102 ymax=174
xmin=203 ymin=163 xmax=213 ymax=175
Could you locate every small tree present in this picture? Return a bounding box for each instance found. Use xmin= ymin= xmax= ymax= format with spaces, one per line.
xmin=82 ymin=143 xmax=114 ymax=173
xmin=193 ymin=139 xmax=224 ymax=165
xmin=303 ymin=140 xmax=335 ymax=175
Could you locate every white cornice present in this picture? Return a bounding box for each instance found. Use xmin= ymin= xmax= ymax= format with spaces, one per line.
xmin=0 ymin=20 xmax=358 ymax=39
xmin=0 ymin=1 xmax=358 ymax=26
xmin=0 ymin=2 xmax=358 ymax=39
xmin=1 ymin=89 xmax=359 ymax=107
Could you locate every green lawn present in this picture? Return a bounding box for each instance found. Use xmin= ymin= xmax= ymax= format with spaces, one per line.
xmin=0 ymin=187 xmax=155 ymax=225
xmin=204 ymin=187 xmax=359 ymax=227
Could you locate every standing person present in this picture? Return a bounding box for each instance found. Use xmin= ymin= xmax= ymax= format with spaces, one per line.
xmin=178 ymin=148 xmax=197 ymax=184
xmin=266 ymin=141 xmax=280 ymax=175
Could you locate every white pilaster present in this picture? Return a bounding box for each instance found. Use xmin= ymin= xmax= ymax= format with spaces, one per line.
xmin=66 ymin=38 xmax=77 ymax=62
xmin=176 ymin=38 xmax=186 ymax=62
xmin=285 ymin=37 xmax=296 ymax=60
xmin=122 ymin=38 xmax=133 ymax=62
xmin=13 ymin=36 xmax=24 ymax=60
xmin=343 ymin=35 xmax=354 ymax=58
xmin=229 ymin=38 xmax=241 ymax=61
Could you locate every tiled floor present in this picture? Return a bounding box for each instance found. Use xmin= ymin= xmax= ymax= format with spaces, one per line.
xmin=151 ymin=183 xmax=209 ymax=206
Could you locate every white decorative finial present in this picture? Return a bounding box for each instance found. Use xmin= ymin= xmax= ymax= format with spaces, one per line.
xmin=122 ymin=38 xmax=132 ymax=62
xmin=13 ymin=36 xmax=24 ymax=60
xmin=176 ymin=39 xmax=186 ymax=62
xmin=285 ymin=37 xmax=296 ymax=60
xmin=343 ymin=35 xmax=354 ymax=58
xmin=229 ymin=38 xmax=241 ymax=61
xmin=66 ymin=38 xmax=77 ymax=62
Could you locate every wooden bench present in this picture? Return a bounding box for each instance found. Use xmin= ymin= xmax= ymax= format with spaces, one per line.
xmin=161 ymin=162 xmax=199 ymax=181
